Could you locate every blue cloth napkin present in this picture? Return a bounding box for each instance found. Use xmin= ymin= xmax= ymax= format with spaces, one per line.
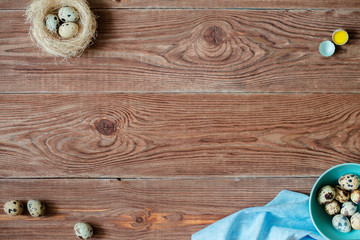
xmin=192 ymin=190 xmax=325 ymax=240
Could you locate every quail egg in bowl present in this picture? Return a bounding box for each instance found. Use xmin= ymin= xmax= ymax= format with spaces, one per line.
xmin=309 ymin=163 xmax=360 ymax=240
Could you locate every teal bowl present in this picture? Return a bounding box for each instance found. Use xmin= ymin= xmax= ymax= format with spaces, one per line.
xmin=309 ymin=163 xmax=360 ymax=239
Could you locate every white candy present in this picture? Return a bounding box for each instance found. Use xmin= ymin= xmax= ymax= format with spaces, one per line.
xmin=58 ymin=22 xmax=79 ymax=39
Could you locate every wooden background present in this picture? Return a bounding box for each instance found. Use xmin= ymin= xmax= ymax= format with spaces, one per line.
xmin=1 ymin=0 xmax=360 ymax=239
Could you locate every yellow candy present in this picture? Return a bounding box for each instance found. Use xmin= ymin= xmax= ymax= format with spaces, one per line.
xmin=332 ymin=29 xmax=349 ymax=45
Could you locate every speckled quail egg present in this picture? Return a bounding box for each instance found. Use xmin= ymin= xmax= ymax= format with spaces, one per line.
xmin=340 ymin=201 xmax=357 ymax=217
xmin=318 ymin=185 xmax=336 ymax=205
xmin=3 ymin=200 xmax=24 ymax=216
xmin=324 ymin=200 xmax=341 ymax=216
xmin=58 ymin=6 xmax=79 ymax=22
xmin=339 ymin=174 xmax=360 ymax=191
xmin=351 ymin=189 xmax=360 ymax=204
xmin=45 ymin=13 xmax=60 ymax=34
xmin=335 ymin=185 xmax=350 ymax=203
xmin=332 ymin=214 xmax=352 ymax=233
xmin=351 ymin=212 xmax=360 ymax=230
xmin=58 ymin=22 xmax=79 ymax=39
xmin=74 ymin=222 xmax=93 ymax=240
xmin=27 ymin=199 xmax=45 ymax=217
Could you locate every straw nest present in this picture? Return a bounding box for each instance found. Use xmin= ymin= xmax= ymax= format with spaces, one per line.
xmin=26 ymin=0 xmax=97 ymax=58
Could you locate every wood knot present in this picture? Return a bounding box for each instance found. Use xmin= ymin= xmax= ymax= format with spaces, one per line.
xmin=164 ymin=20 xmax=264 ymax=69
xmin=96 ymin=119 xmax=116 ymax=136
xmin=136 ymin=217 xmax=144 ymax=223
xmin=130 ymin=209 xmax=152 ymax=229
xmin=204 ymin=26 xmax=225 ymax=45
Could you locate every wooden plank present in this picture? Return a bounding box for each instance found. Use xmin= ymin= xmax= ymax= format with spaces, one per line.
xmin=1 ymin=9 xmax=360 ymax=93
xmin=0 ymin=177 xmax=317 ymax=239
xmin=1 ymin=93 xmax=359 ymax=178
xmin=1 ymin=0 xmax=360 ymax=10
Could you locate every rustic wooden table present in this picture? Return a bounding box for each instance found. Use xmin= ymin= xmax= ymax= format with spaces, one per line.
xmin=1 ymin=0 xmax=360 ymax=239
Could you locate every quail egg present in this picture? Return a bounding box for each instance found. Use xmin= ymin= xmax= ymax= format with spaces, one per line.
xmin=45 ymin=13 xmax=60 ymax=34
xmin=3 ymin=200 xmax=24 ymax=216
xmin=332 ymin=214 xmax=351 ymax=233
xmin=27 ymin=199 xmax=45 ymax=217
xmin=318 ymin=185 xmax=336 ymax=205
xmin=324 ymin=200 xmax=341 ymax=216
xmin=351 ymin=212 xmax=360 ymax=230
xmin=58 ymin=6 xmax=79 ymax=22
xmin=340 ymin=201 xmax=357 ymax=217
xmin=58 ymin=22 xmax=79 ymax=39
xmin=351 ymin=189 xmax=360 ymax=204
xmin=74 ymin=222 xmax=93 ymax=239
xmin=339 ymin=174 xmax=360 ymax=191
xmin=334 ymin=185 xmax=350 ymax=203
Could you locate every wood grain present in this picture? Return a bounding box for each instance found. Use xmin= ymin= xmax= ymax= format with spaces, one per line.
xmin=1 ymin=0 xmax=360 ymax=10
xmin=1 ymin=9 xmax=360 ymax=93
xmin=0 ymin=178 xmax=317 ymax=239
xmin=2 ymin=1 xmax=360 ymax=239
xmin=1 ymin=93 xmax=359 ymax=178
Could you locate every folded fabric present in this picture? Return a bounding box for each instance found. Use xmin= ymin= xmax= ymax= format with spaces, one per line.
xmin=192 ymin=190 xmax=325 ymax=240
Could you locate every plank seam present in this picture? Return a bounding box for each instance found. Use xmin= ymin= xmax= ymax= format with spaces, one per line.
xmin=1 ymin=92 xmax=360 ymax=95
xmin=0 ymin=176 xmax=319 ymax=180
xmin=0 ymin=8 xmax=359 ymax=11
